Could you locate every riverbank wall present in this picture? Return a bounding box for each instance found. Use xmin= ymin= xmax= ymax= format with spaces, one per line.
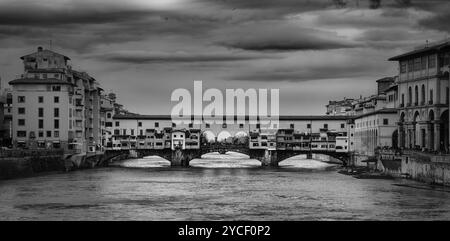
xmin=0 ymin=150 xmax=124 ymax=180
xmin=377 ymin=150 xmax=450 ymax=186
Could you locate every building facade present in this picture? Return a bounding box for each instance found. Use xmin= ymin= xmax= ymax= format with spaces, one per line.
xmin=389 ymin=40 xmax=450 ymax=152
xmin=8 ymin=47 xmax=103 ymax=153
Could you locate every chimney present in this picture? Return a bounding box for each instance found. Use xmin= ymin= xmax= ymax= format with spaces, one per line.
xmin=37 ymin=46 xmax=43 ymax=52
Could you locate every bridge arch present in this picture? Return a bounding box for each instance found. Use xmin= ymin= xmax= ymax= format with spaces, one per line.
xmin=274 ymin=150 xmax=349 ymax=166
xmin=217 ymin=131 xmax=232 ymax=142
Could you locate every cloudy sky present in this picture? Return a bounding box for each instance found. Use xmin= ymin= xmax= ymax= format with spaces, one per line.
xmin=0 ymin=0 xmax=449 ymax=115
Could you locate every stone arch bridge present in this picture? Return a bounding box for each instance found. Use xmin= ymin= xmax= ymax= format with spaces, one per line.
xmin=105 ymin=145 xmax=350 ymax=167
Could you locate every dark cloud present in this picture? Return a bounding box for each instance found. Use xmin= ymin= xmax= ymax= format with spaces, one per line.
xmin=216 ymin=22 xmax=358 ymax=51
xmin=93 ymin=51 xmax=279 ymax=64
xmin=418 ymin=3 xmax=450 ymax=33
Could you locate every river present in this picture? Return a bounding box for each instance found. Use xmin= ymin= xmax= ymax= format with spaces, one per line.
xmin=0 ymin=152 xmax=449 ymax=220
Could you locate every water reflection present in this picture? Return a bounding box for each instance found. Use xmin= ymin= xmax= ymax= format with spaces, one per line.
xmin=2 ymin=152 xmax=450 ymax=220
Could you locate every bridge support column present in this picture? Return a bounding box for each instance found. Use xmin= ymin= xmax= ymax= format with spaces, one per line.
xmin=170 ymin=149 xmax=200 ymax=167
xmin=261 ymin=150 xmax=279 ymax=167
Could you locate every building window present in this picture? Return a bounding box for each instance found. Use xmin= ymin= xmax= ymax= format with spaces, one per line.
xmin=428 ymin=55 xmax=436 ymax=68
xmin=18 ymin=119 xmax=25 ymax=126
xmin=408 ymin=59 xmax=414 ymax=72
xmin=54 ymin=108 xmax=59 ymax=117
xmin=107 ymin=113 xmax=112 ymax=118
xmin=52 ymin=85 xmax=61 ymax=91
xmin=222 ymin=123 xmax=227 ymax=128
xmin=140 ymin=130 xmax=143 ymax=136
xmin=324 ymin=124 xmax=328 ymax=129
xmin=341 ymin=123 xmax=345 ymax=128
xmin=239 ymin=124 xmax=244 ymax=128
xmin=46 ymin=131 xmax=52 ymax=137
xmin=415 ymin=85 xmax=418 ymax=105
xmin=18 ymin=96 xmax=25 ymax=103
xmin=54 ymin=96 xmax=59 ymax=103
xmin=155 ymin=122 xmax=159 ymax=128
xmin=430 ymin=89 xmax=434 ymax=104
xmin=131 ymin=129 xmax=134 ymax=136
xmin=401 ymin=94 xmax=404 ymax=106
xmin=18 ymin=107 xmax=25 ymax=114
xmin=138 ymin=122 xmax=142 ymax=127
xmin=38 ymin=96 xmax=44 ymax=103
xmin=408 ymin=87 xmax=412 ymax=105
xmin=307 ymin=123 xmax=311 ymax=128
xmin=172 ymin=123 xmax=176 ymax=128
xmin=37 ymin=107 xmax=43 ymax=117
xmin=54 ymin=131 xmax=59 ymax=138
xmin=38 ymin=131 xmax=44 ymax=137
xmin=17 ymin=131 xmax=26 ymax=137
xmin=115 ymin=121 xmax=120 ymax=127
xmin=400 ymin=62 xmax=407 ymax=73
xmin=256 ymin=123 xmax=260 ymax=129
xmin=205 ymin=123 xmax=210 ymax=128
xmin=421 ymin=56 xmax=427 ymax=70
xmin=114 ymin=129 xmax=120 ymax=135
xmin=54 ymin=119 xmax=59 ymax=129
xmin=189 ymin=123 xmax=193 ymax=128
xmin=414 ymin=58 xmax=421 ymax=71
xmin=123 ymin=129 xmax=127 ymax=135
xmin=290 ymin=123 xmax=294 ymax=129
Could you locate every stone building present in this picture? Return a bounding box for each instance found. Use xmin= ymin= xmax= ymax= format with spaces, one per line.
xmin=389 ymin=40 xmax=450 ymax=152
xmin=8 ymin=47 xmax=104 ymax=153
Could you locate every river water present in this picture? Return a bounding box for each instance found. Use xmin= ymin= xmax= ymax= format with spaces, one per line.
xmin=0 ymin=152 xmax=449 ymax=220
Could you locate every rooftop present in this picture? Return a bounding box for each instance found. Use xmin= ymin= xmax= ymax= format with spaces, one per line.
xmin=113 ymin=114 xmax=351 ymax=121
xmin=389 ymin=40 xmax=450 ymax=61
xmin=9 ymin=78 xmax=75 ymax=86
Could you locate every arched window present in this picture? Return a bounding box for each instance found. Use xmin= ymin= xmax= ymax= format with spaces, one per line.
xmin=421 ymin=84 xmax=425 ymax=105
xmin=430 ymin=89 xmax=434 ymax=104
xmin=415 ymin=86 xmax=418 ymax=105
xmin=408 ymin=87 xmax=412 ymax=105
xmin=401 ymin=94 xmax=405 ymax=106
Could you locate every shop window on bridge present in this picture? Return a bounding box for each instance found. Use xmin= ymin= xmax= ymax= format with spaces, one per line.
xmin=290 ymin=123 xmax=294 ymax=129
xmin=189 ymin=123 xmax=193 ymax=128
xmin=17 ymin=131 xmax=26 ymax=137
xmin=341 ymin=123 xmax=345 ymax=128
xmin=324 ymin=124 xmax=328 ymax=129
xmin=307 ymin=123 xmax=311 ymax=128
xmin=138 ymin=122 xmax=142 ymax=127
xmin=155 ymin=122 xmax=159 ymax=128
xmin=261 ymin=142 xmax=268 ymax=147
xmin=253 ymin=143 xmax=259 ymax=147
xmin=256 ymin=124 xmax=260 ymax=129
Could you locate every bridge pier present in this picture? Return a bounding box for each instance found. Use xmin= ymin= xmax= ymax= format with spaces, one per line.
xmin=260 ymin=149 xmax=279 ymax=167
xmin=170 ymin=149 xmax=201 ymax=167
